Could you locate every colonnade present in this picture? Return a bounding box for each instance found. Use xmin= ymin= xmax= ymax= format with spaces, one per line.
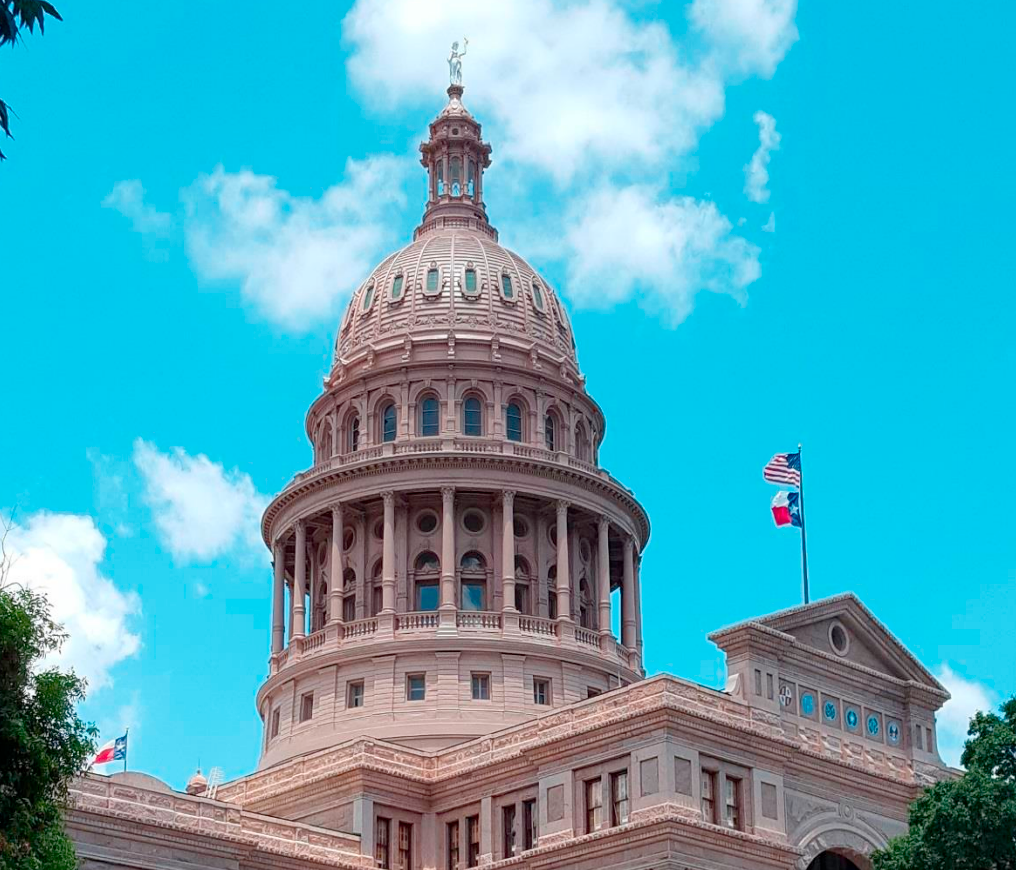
xmin=269 ymin=489 xmax=642 ymax=657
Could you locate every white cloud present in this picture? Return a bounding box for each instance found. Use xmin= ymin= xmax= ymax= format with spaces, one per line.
xmin=563 ymin=185 xmax=761 ymax=325
xmin=102 ymin=180 xmax=172 ymax=237
xmin=690 ymin=0 xmax=799 ymax=78
xmin=934 ymin=664 xmax=997 ymax=768
xmin=133 ymin=439 xmax=270 ymax=563
xmin=182 ymin=157 xmax=409 ymax=329
xmin=762 ymin=211 xmax=776 ymax=232
xmin=4 ymin=512 xmax=141 ymax=692
xmin=744 ymin=110 xmax=781 ymax=203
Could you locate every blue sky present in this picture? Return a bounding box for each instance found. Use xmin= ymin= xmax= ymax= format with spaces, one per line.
xmin=2 ymin=0 xmax=1013 ymax=782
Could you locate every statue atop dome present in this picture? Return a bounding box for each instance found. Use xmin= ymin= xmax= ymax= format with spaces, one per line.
xmin=448 ymin=38 xmax=468 ymax=86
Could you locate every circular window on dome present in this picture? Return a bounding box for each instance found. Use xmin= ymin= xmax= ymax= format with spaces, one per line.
xmin=531 ymin=281 xmax=547 ymax=313
xmin=343 ymin=528 xmax=355 ymax=552
xmin=579 ymin=539 xmax=592 ymax=564
xmin=513 ymin=516 xmax=529 ymax=538
xmin=416 ymin=510 xmax=439 ymax=535
xmin=373 ymin=519 xmax=384 ymax=541
xmin=829 ymin=621 xmax=850 ymax=657
xmin=462 ymin=509 xmax=486 ymax=535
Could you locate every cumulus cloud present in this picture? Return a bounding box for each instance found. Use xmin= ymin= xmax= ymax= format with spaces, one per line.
xmin=4 ymin=512 xmax=141 ymax=691
xmin=182 ymin=157 xmax=409 ymax=329
xmin=762 ymin=211 xmax=776 ymax=232
xmin=133 ymin=439 xmax=270 ymax=563
xmin=934 ymin=664 xmax=997 ymax=768
xmin=102 ymin=180 xmax=172 ymax=236
xmin=744 ymin=110 xmax=781 ymax=203
xmin=690 ymin=0 xmax=799 ymax=78
xmin=563 ymin=185 xmax=761 ymax=325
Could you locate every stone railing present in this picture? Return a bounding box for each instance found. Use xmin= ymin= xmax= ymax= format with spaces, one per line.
xmin=574 ymin=626 xmax=600 ymax=647
xmin=396 ymin=611 xmax=440 ymax=631
xmin=303 ymin=629 xmax=328 ymax=652
xmin=342 ymin=617 xmax=378 ymax=639
xmin=457 ymin=610 xmax=502 ymax=630
xmin=519 ymin=615 xmax=558 ymax=638
xmin=68 ymin=774 xmax=368 ymax=867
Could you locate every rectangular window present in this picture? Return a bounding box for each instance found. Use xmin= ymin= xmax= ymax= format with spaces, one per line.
xmin=376 ymin=817 xmax=391 ymax=869
xmin=465 ymin=268 xmax=477 ymax=293
xmin=514 ymin=582 xmax=530 ymax=615
xmin=462 ymin=580 xmax=485 ymax=611
xmin=701 ymin=770 xmax=717 ymax=824
xmin=502 ymin=804 xmax=516 ymax=858
xmin=754 ymin=669 xmax=763 ymax=696
xmin=427 ymin=268 xmax=439 ymax=293
xmin=407 ymin=674 xmax=426 ymax=702
xmin=343 ymin=594 xmax=356 ymax=622
xmin=610 ymin=771 xmax=629 ymax=826
xmin=522 ymin=799 xmax=537 ymax=851
xmin=501 ymin=273 xmax=514 ymax=298
xmin=915 ymin=724 xmax=924 ymax=749
xmin=300 ymin=693 xmax=314 ymax=722
xmin=533 ymin=678 xmax=550 ymax=706
xmin=417 ymin=581 xmax=439 ymax=611
xmin=725 ymin=777 xmax=742 ymax=830
xmin=270 ymin=708 xmax=280 ymax=738
xmin=347 ymin=680 xmax=364 ymax=709
xmin=766 ymin=673 xmax=774 ymax=701
xmin=372 ymin=585 xmax=383 ymax=617
xmin=585 ymin=778 xmax=602 ymax=833
xmin=471 ymin=673 xmax=490 ymax=701
xmin=446 ymin=820 xmax=459 ymax=870
xmin=466 ymin=815 xmax=480 ymax=867
xmin=927 ymin=727 xmax=934 ymax=752
xmin=548 ymin=593 xmax=558 ymax=620
xmin=392 ymin=274 xmax=404 ymax=300
xmin=398 ymin=821 xmax=412 ymax=870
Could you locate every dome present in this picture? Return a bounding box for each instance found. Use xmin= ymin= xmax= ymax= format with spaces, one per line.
xmin=185 ymin=768 xmax=207 ymax=796
xmin=334 ymin=230 xmax=578 ymax=368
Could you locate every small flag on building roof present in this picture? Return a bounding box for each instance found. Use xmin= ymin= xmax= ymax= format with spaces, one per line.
xmin=92 ymin=733 xmax=128 ymax=766
xmin=763 ymin=451 xmax=802 ymax=487
xmin=771 ymin=491 xmax=802 ymax=528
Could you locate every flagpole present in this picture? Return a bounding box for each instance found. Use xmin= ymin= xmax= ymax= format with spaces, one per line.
xmin=124 ymin=728 xmax=129 ymax=773
xmin=798 ymin=443 xmax=810 ymax=604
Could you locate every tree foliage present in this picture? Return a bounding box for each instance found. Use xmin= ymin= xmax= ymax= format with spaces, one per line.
xmin=873 ymin=696 xmax=1016 ymax=870
xmin=0 ymin=524 xmax=96 ymax=870
xmin=0 ymin=0 xmax=62 ymax=160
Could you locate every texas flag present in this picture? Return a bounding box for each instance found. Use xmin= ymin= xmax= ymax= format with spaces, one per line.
xmin=771 ymin=491 xmax=802 ymax=528
xmin=92 ymin=733 xmax=128 ymax=766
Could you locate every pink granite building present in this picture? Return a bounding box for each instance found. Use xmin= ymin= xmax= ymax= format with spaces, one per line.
xmin=67 ymin=85 xmax=953 ymax=870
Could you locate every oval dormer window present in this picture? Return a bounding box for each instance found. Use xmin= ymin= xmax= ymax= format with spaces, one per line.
xmin=425 ymin=267 xmax=440 ymax=296
xmin=391 ymin=273 xmax=404 ymax=301
xmin=532 ymin=281 xmax=546 ymax=312
xmin=362 ymin=284 xmax=375 ymax=312
xmin=501 ymin=272 xmax=514 ymax=300
xmin=464 ymin=267 xmax=478 ymax=297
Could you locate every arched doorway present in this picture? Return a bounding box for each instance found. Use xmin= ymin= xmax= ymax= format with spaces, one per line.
xmin=807 ymin=852 xmax=867 ymax=870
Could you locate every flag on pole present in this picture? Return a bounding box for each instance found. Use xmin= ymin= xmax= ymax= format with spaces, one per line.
xmin=92 ymin=733 xmax=128 ymax=766
xmin=771 ymin=491 xmax=802 ymax=528
xmin=763 ymin=451 xmax=802 ymax=487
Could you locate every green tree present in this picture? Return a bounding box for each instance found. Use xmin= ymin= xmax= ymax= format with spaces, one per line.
xmin=0 ymin=521 xmax=96 ymax=870
xmin=1 ymin=1 xmax=63 ymax=160
xmin=873 ymin=696 xmax=1016 ymax=870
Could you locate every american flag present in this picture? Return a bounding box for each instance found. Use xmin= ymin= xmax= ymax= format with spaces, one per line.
xmin=763 ymin=452 xmax=801 ymax=487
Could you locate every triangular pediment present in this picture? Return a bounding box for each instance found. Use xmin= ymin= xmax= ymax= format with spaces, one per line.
xmin=715 ymin=593 xmax=944 ymax=691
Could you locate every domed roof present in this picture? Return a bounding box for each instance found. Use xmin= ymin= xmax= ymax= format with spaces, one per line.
xmin=333 ymin=85 xmax=579 ymax=372
xmin=335 ymin=229 xmax=577 ymax=367
xmin=185 ymin=768 xmax=207 ymax=795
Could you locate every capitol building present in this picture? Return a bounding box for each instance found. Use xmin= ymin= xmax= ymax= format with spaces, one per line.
xmin=67 ymin=85 xmax=953 ymax=870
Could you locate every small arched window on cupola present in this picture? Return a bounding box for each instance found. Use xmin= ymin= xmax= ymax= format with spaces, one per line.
xmin=450 ymin=156 xmax=462 ymax=196
xmin=501 ymin=271 xmax=515 ymax=300
xmin=425 ymin=266 xmax=441 ymax=297
xmin=531 ymin=281 xmax=546 ymax=313
xmin=506 ymin=402 xmax=523 ymax=442
xmin=391 ymin=273 xmax=404 ymax=303
xmin=361 ymin=283 xmax=375 ymax=312
xmin=463 ymin=396 xmax=483 ymax=436
xmin=463 ymin=267 xmax=479 ymax=298
xmin=381 ymin=402 xmax=397 ymax=443
xmin=420 ymin=396 xmax=440 ymax=437
xmin=545 ymin=413 xmax=557 ymax=452
xmin=347 ymin=414 xmax=360 ymax=452
xmin=436 ymin=160 xmax=445 ymax=196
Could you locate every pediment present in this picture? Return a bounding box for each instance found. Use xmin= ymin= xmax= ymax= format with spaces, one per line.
xmin=710 ymin=593 xmax=945 ymax=693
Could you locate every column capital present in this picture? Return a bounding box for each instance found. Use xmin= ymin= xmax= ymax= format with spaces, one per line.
xmin=597 ymin=515 xmax=610 ymax=534
xmin=624 ymin=535 xmax=635 ymax=554
xmin=294 ymin=518 xmax=306 ymax=535
xmin=502 ymin=489 xmax=516 ymax=507
xmin=441 ymin=485 xmax=456 ymax=503
xmin=381 ymin=491 xmax=395 ymax=507
xmin=329 ymin=501 xmax=344 ymax=515
xmin=556 ymin=499 xmax=570 ymax=516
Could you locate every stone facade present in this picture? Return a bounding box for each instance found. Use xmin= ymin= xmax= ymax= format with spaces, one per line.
xmin=65 ymin=86 xmax=953 ymax=870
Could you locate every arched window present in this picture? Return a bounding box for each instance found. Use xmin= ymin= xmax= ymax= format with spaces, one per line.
xmin=381 ymin=402 xmax=397 ymax=443
xmin=460 ymin=552 xmax=486 ymax=612
xmin=463 ymin=396 xmax=483 ymax=436
xmin=532 ymin=282 xmax=546 ymax=312
xmin=370 ymin=560 xmax=383 ymax=616
xmin=450 ymin=156 xmax=461 ymax=196
xmin=514 ymin=556 xmax=531 ymax=615
xmin=361 ymin=284 xmax=375 ymax=312
xmin=501 ymin=273 xmax=514 ymax=299
xmin=575 ymin=421 xmax=590 ymax=462
xmin=342 ymin=568 xmax=357 ymax=622
xmin=415 ymin=551 xmax=440 ymax=574
xmin=506 ymin=402 xmax=523 ymax=442
xmin=467 ymin=160 xmax=476 ymax=198
xmin=464 ymin=267 xmax=478 ymax=296
xmin=436 ymin=161 xmax=444 ymax=196
xmin=547 ymin=565 xmax=558 ymax=619
xmin=319 ymin=426 xmax=333 ymax=461
xmin=391 ymin=273 xmax=404 ymax=301
xmin=348 ymin=415 xmax=360 ymax=452
xmin=420 ymin=396 xmax=440 ymax=437
xmin=426 ymin=268 xmax=440 ymax=294
xmin=545 ymin=413 xmax=557 ymax=452
xmin=460 ymin=551 xmax=486 ymax=573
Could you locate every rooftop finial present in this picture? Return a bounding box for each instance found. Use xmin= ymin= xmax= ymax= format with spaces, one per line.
xmin=448 ymin=37 xmax=468 ymax=87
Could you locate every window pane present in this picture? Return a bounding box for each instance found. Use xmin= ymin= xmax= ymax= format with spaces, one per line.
xmin=407 ymin=675 xmax=426 ymax=701
xmin=545 ymin=415 xmax=555 ymax=451
xmin=392 ymin=274 xmax=403 ymax=299
xmin=465 ymin=268 xmax=477 ymax=293
xmin=363 ymin=286 xmax=375 ymax=311
xmin=421 ymin=397 xmax=439 ymax=436
xmin=462 ymin=581 xmax=485 ymax=611
xmin=501 ymin=273 xmax=513 ymax=298
xmin=383 ymin=404 xmax=397 ymax=442
xmin=427 ymin=268 xmax=439 ymax=292
xmin=506 ymin=403 xmax=523 ymax=442
xmin=417 ymin=582 xmax=439 ymax=611
xmin=463 ymin=397 xmax=482 ymax=436
xmin=532 ymin=283 xmax=544 ymax=309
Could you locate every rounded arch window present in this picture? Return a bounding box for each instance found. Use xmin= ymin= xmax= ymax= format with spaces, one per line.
xmin=513 ymin=516 xmax=529 ymax=538
xmin=381 ymin=402 xmax=397 ymax=443
xmin=545 ymin=413 xmax=557 ymax=452
xmin=361 ymin=284 xmax=375 ymax=312
xmin=371 ymin=559 xmax=383 ymax=579
xmin=462 ymin=509 xmax=486 ymax=535
xmin=425 ymin=267 xmax=440 ymax=296
xmin=460 ymin=551 xmax=486 ymax=573
xmin=505 ymin=401 xmax=523 ymax=442
xmin=347 ymin=415 xmax=360 ymax=452
xmin=416 ymin=510 xmax=439 ymax=535
xmin=462 ymin=396 xmax=483 ymax=436
xmin=415 ymin=551 xmax=440 ymax=573
xmin=500 ymin=272 xmax=514 ymax=300
xmin=390 ymin=273 xmax=404 ymax=302
xmin=342 ymin=567 xmax=356 ymax=589
xmin=547 ymin=565 xmax=558 ymax=619
xmin=463 ymin=267 xmax=479 ymax=297
xmin=531 ymin=281 xmax=546 ymax=312
xmin=514 ymin=556 xmax=531 ymax=579
xmin=419 ymin=395 xmax=440 ymax=436
xmin=342 ymin=528 xmax=355 ymax=552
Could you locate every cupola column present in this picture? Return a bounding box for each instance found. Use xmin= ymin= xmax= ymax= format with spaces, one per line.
xmin=293 ymin=520 xmax=307 ymax=637
xmin=597 ymin=517 xmax=611 ymax=637
xmin=328 ymin=503 xmax=344 ymax=625
xmin=622 ymin=537 xmax=636 ymax=649
xmin=501 ymin=491 xmax=516 ymax=612
xmin=440 ymin=487 xmax=457 ymax=610
xmin=381 ymin=492 xmax=397 ymax=614
xmin=555 ymin=501 xmax=572 ymax=621
xmin=271 ymin=536 xmax=286 ymax=653
xmin=635 ymin=554 xmax=644 ymax=661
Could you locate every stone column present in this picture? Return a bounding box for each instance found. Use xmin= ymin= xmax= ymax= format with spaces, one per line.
xmin=439 ymin=487 xmax=457 ymax=636
xmin=271 ymin=536 xmax=286 ymax=653
xmin=622 ymin=536 xmax=636 ymax=649
xmin=328 ymin=503 xmax=344 ymax=625
xmin=381 ymin=492 xmax=396 ymax=614
xmin=501 ymin=490 xmax=516 ymax=612
xmin=597 ymin=517 xmax=611 ymax=637
xmin=635 ymin=552 xmax=644 ymax=662
xmin=293 ymin=520 xmax=306 ymax=637
xmin=555 ymin=501 xmax=572 ymax=622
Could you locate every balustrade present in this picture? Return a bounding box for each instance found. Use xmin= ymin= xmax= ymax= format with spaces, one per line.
xmin=456 ymin=610 xmax=502 ymax=630
xmin=395 ymin=611 xmax=440 ymax=631
xmin=519 ymin=615 xmax=558 ymax=638
xmin=342 ymin=617 xmax=378 ymax=639
xmin=575 ymin=626 xmax=600 ymax=648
